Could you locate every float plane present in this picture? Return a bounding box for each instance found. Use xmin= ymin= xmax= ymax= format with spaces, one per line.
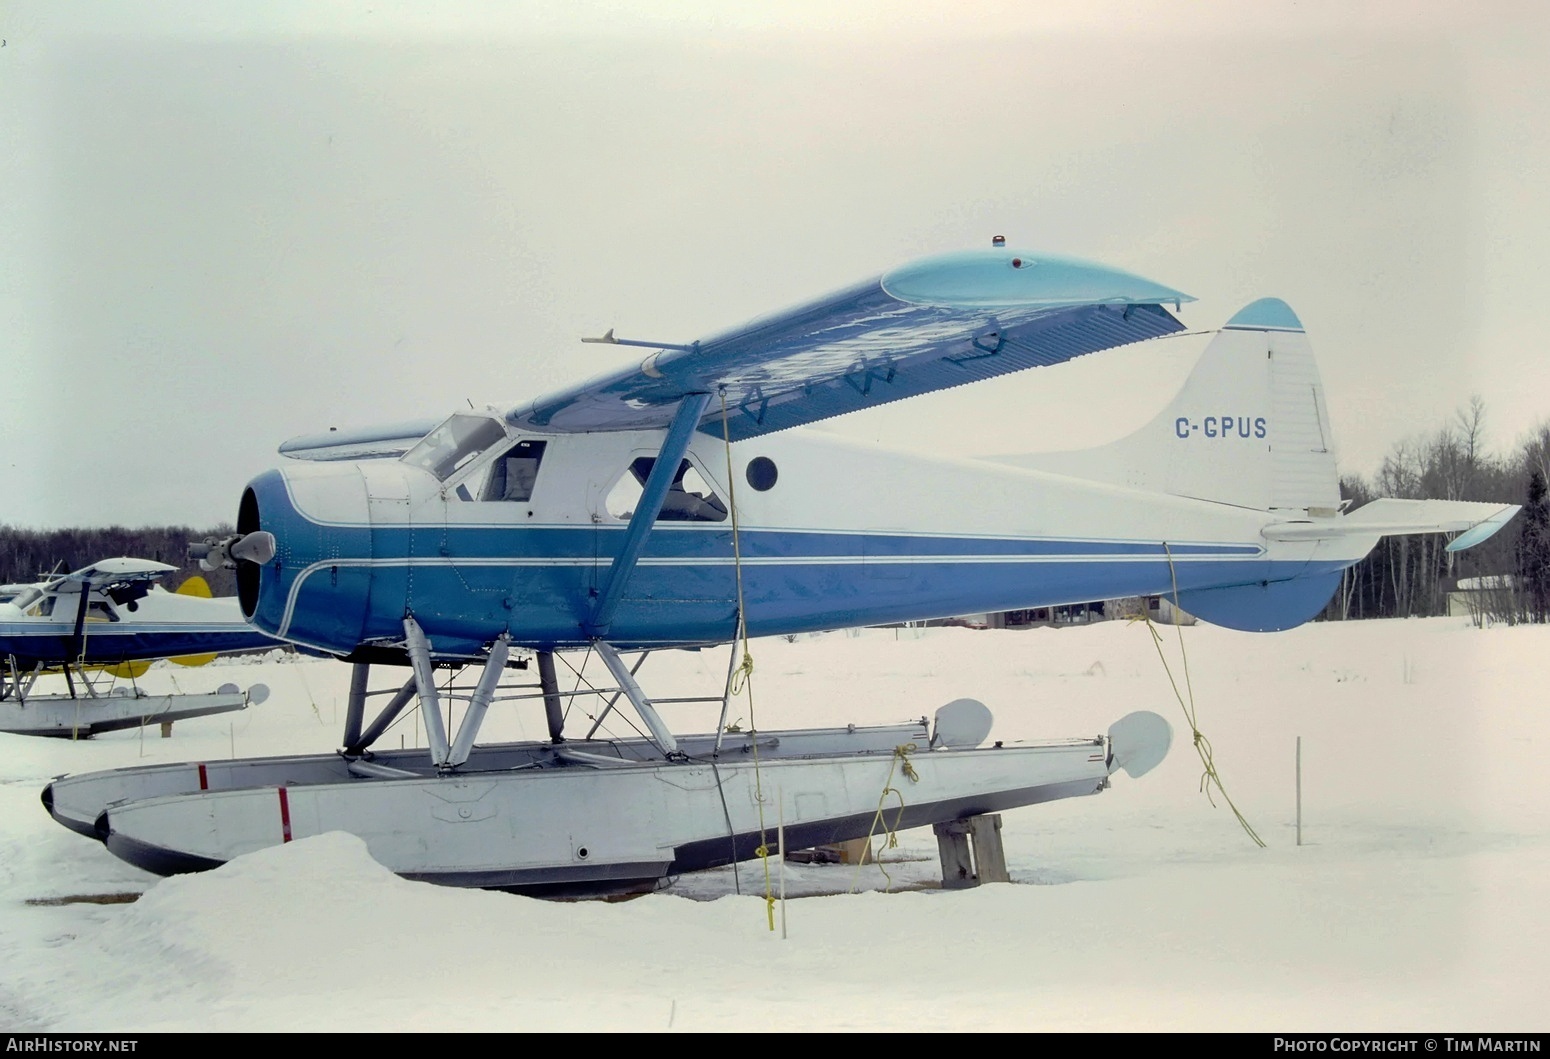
xmin=2 ymin=558 xmax=275 ymax=737
xmin=45 ymin=242 xmax=1519 ymax=895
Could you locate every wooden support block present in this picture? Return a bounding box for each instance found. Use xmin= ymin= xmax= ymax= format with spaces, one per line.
xmin=836 ymin=838 xmax=871 ymax=865
xmin=159 ymin=721 xmax=173 ymax=739
xmin=967 ymin=814 xmax=1010 ymax=883
xmin=784 ymin=839 xmax=871 ymax=865
xmin=934 ymin=814 xmax=1011 ymax=888
xmin=933 ymin=820 xmax=976 ymax=889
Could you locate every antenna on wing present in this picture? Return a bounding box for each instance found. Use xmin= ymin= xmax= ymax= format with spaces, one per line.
xmin=580 ymin=328 xmax=697 ymax=352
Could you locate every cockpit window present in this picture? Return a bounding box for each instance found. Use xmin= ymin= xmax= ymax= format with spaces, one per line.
xmin=402 ymin=415 xmax=509 ymax=482
xmin=478 ymin=440 xmax=548 ymax=502
xmin=10 ymin=587 xmax=42 ymax=612
xmin=606 ymin=457 xmax=728 ymax=522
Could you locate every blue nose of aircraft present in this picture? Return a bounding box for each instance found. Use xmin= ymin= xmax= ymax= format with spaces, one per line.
xmin=237 ymin=464 xmax=373 ymax=657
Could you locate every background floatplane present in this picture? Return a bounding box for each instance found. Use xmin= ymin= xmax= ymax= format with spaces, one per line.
xmin=1 ymin=557 xmax=276 ymax=737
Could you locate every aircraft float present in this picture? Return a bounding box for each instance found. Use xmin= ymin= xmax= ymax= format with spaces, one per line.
xmin=1 ymin=558 xmax=275 ymax=737
xmin=43 ymin=242 xmax=1519 ymax=895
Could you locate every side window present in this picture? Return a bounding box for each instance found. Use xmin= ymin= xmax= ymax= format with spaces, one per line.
xmin=85 ymin=601 xmax=119 ymax=623
xmin=605 ymin=457 xmax=728 ymax=523
xmin=478 ymin=440 xmax=548 ymax=502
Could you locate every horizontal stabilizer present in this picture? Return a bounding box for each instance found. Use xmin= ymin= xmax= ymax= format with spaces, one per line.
xmin=1263 ymin=500 xmax=1521 ymax=552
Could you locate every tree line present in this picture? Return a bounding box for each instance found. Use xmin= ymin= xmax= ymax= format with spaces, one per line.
xmin=0 ymin=524 xmax=237 ymax=596
xmin=1324 ymin=397 xmax=1550 ymax=624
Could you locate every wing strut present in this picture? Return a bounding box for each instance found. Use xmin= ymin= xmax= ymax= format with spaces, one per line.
xmin=66 ymin=585 xmax=93 ymax=697
xmin=584 ymin=391 xmax=713 ymax=638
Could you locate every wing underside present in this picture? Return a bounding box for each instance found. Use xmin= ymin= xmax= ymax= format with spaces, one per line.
xmin=507 ymin=248 xmax=1193 ymax=442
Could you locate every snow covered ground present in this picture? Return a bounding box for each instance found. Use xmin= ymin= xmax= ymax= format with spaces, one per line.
xmin=1 ymin=617 xmax=1545 ymax=1031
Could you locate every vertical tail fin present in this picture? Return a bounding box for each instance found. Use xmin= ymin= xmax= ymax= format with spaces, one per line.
xmin=1002 ymin=298 xmax=1341 ymax=515
xmin=990 ymin=298 xmax=1522 ymax=633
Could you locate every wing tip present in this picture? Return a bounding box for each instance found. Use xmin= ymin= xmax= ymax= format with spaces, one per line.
xmin=881 ymin=248 xmax=1192 ymax=310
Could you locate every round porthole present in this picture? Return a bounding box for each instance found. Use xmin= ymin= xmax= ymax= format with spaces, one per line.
xmin=746 ymin=456 xmax=778 ymax=491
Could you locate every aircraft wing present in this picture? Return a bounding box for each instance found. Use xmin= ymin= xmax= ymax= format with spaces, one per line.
xmin=58 ymin=558 xmax=178 ymax=591
xmin=278 ymin=419 xmax=443 ymax=462
xmin=506 ymin=247 xmax=1194 ymax=442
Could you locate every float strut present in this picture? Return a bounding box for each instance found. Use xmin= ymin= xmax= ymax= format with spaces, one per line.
xmin=403 ymin=617 xmax=451 ymax=766
xmin=536 ymin=651 xmax=566 ymax=743
xmin=595 ymin=642 xmax=680 ymax=758
xmin=342 ymin=662 xmax=370 ymax=750
xmin=349 ymin=678 xmax=417 ymax=755
xmin=447 ymin=634 xmax=510 ymax=768
xmin=584 ymin=650 xmax=650 ymax=739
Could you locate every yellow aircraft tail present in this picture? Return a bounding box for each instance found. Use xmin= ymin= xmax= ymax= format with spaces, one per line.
xmin=169 ymin=575 xmax=218 ymax=666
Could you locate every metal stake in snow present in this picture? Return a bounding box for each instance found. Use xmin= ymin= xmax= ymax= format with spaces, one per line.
xmin=1296 ymin=736 xmax=1303 ymax=847
xmin=777 ymin=785 xmax=787 ymax=940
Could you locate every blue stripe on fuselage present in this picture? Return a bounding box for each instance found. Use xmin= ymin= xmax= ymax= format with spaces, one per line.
xmin=269 ymin=550 xmax=1345 ymax=655
xmin=254 ymin=498 xmax=1303 ymax=656
xmin=251 ymin=466 xmax=1339 ymax=655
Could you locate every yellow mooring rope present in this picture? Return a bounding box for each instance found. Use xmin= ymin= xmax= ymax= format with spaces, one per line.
xmin=1137 ymin=542 xmax=1265 ymax=847
xmin=717 ymin=391 xmax=776 ymax=929
xmin=848 ymin=742 xmax=921 ymax=894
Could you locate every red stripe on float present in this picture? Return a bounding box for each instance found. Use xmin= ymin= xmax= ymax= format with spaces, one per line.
xmin=278 ymin=786 xmax=292 ymax=843
xmin=197 ymin=763 xmax=208 ymax=790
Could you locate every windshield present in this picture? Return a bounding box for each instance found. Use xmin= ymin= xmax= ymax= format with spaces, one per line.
xmin=401 ymin=414 xmax=509 ymax=481
xmin=7 ymin=587 xmax=42 ymax=611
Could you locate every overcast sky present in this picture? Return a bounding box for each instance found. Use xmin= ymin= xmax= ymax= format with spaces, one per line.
xmin=3 ymin=2 xmax=1548 ymax=528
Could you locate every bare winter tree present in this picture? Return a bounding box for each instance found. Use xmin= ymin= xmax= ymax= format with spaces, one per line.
xmin=0 ymin=525 xmax=237 ymax=596
xmin=1324 ymin=399 xmax=1522 ymax=622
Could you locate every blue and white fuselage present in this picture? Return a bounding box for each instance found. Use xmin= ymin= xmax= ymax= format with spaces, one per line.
xmin=230 ymin=249 xmax=1518 ymax=662
xmin=247 ymin=429 xmax=1314 ymax=657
